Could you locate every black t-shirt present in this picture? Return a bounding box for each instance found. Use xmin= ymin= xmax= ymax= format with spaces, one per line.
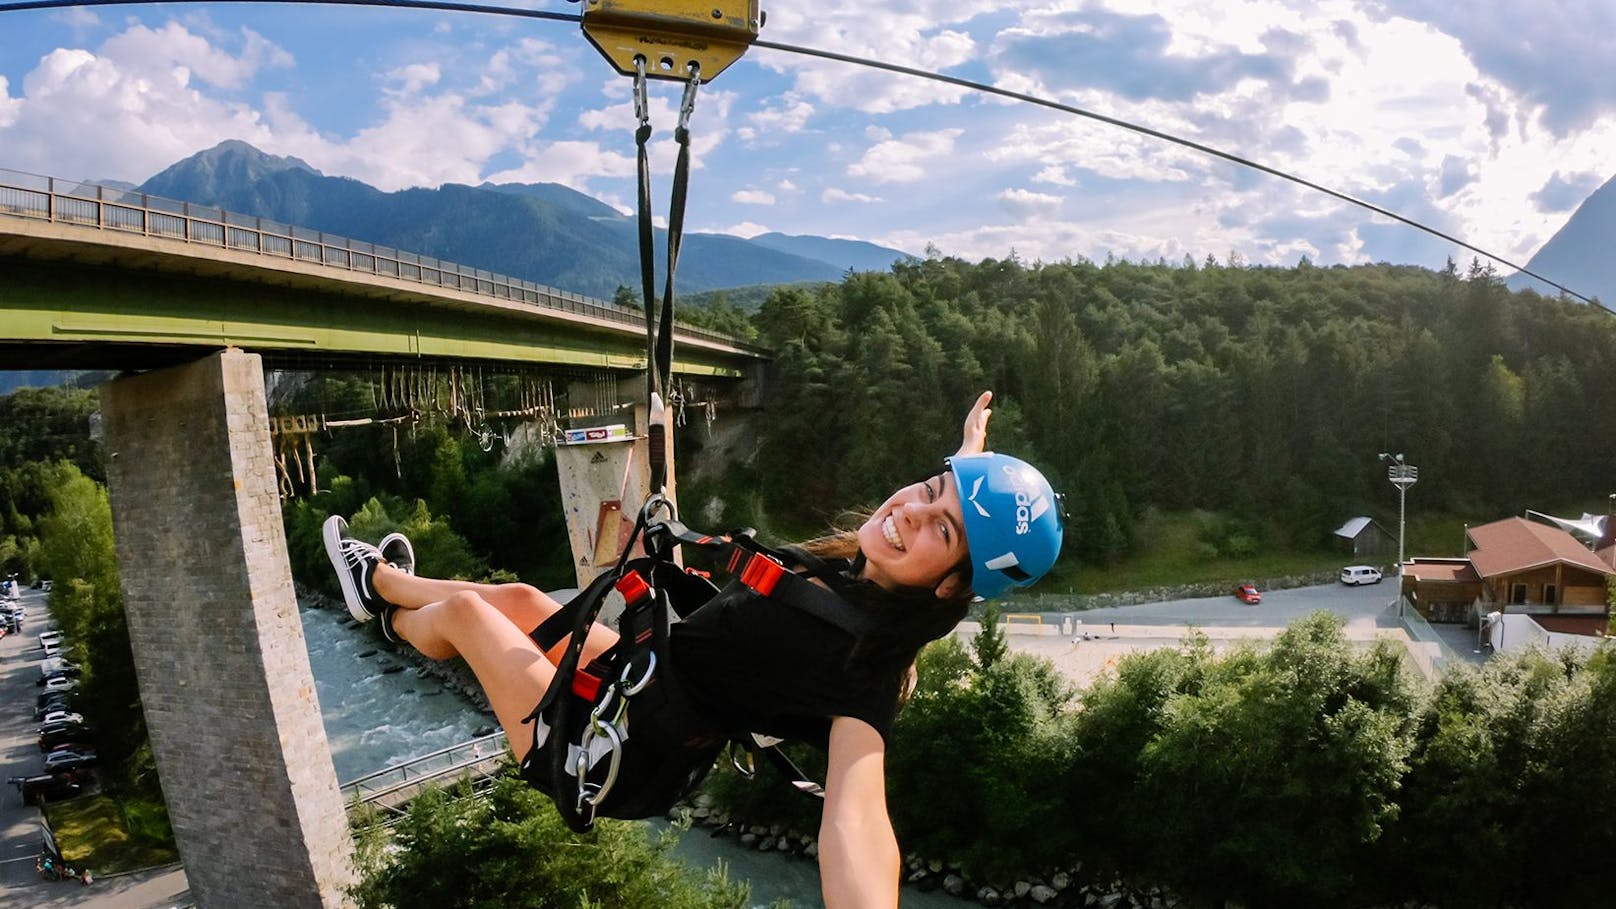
xmin=667 ymin=579 xmax=902 ymax=748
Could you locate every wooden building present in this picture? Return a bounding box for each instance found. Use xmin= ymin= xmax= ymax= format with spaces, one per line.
xmin=1332 ymin=516 xmax=1394 ymax=559
xmin=1402 ymin=517 xmax=1613 ymax=623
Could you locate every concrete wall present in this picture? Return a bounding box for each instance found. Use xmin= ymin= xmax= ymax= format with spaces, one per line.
xmin=101 ymin=350 xmax=355 ymax=909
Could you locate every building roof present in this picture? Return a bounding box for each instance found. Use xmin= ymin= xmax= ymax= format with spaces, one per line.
xmin=1404 ymin=560 xmax=1480 ymax=583
xmin=1467 ymin=517 xmax=1614 ymax=579
xmin=1333 ymin=516 xmax=1382 ymax=539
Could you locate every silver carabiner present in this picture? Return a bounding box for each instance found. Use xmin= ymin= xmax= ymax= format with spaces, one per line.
xmin=621 ymin=652 xmax=657 ymax=697
xmin=580 ymin=721 xmax=625 ymax=808
xmin=676 ymin=67 xmax=701 ymax=131
xmin=632 ymin=56 xmax=650 ymax=127
xmin=728 ymin=742 xmax=756 ymax=779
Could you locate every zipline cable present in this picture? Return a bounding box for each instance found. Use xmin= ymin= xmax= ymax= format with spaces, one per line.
xmin=0 ymin=0 xmax=1596 ymax=307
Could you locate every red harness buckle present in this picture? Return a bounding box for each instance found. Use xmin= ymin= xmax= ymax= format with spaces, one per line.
xmin=739 ymin=553 xmax=784 ymax=597
xmin=572 ymin=667 xmax=603 ymax=702
xmin=614 ymin=571 xmax=652 ymax=607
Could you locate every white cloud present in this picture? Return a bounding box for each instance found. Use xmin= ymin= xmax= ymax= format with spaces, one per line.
xmin=722 ymin=220 xmax=771 ymax=237
xmin=483 ymin=140 xmax=636 ymax=190
xmin=732 ymin=189 xmax=775 ymax=205
xmin=737 ymin=97 xmax=814 ymax=143
xmin=1033 ymin=165 xmax=1076 ymax=186
xmin=755 ymin=4 xmax=978 ymax=113
xmin=823 ymin=188 xmax=882 ymax=204
xmin=97 ymin=22 xmax=291 ymax=91
xmin=998 ymin=188 xmax=1063 ymax=220
xmin=777 ymin=178 xmax=800 ymax=193
xmin=0 ymin=77 xmax=18 ymax=129
xmin=847 ymin=128 xmax=962 ymax=183
xmin=384 ymin=63 xmax=441 ymax=95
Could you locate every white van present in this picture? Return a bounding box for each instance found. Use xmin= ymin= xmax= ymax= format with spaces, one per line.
xmin=1340 ymin=566 xmax=1383 ymax=586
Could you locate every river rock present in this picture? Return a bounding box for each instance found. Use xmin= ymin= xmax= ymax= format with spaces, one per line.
xmin=1099 ymin=892 xmax=1123 ymax=908
xmin=739 ymin=832 xmax=758 ymax=848
xmin=758 ymin=836 xmax=775 ymax=852
xmin=976 ymin=886 xmax=1002 ymax=906
xmin=1052 ymin=872 xmax=1070 ymax=891
xmin=1032 ymin=884 xmax=1057 ymax=904
xmin=1015 ymin=881 xmax=1032 ymax=898
xmin=928 ymin=858 xmax=944 ymax=873
xmin=804 ymin=840 xmax=818 ymax=860
xmin=943 ymin=874 xmax=965 ymax=896
xmin=907 ymin=869 xmax=929 ymax=885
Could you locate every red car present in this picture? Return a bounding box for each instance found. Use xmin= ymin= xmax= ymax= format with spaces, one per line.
xmin=1234 ymin=583 xmax=1261 ymax=604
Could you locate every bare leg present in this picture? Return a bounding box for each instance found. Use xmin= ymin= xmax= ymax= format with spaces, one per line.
xmin=390 ymin=590 xmax=557 ymax=764
xmin=372 ymin=562 xmax=618 ymax=666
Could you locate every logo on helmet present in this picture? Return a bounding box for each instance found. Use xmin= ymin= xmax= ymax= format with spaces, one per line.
xmin=967 ymin=475 xmax=991 ymax=518
xmin=1002 ymin=464 xmax=1050 ymax=535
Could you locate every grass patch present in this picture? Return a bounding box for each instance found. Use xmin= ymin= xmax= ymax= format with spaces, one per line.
xmin=1040 ymin=511 xmax=1345 ymax=595
xmin=44 ymin=793 xmax=179 ymax=874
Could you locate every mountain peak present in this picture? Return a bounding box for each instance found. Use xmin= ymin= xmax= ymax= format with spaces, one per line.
xmin=1512 ymin=172 xmax=1616 ymax=306
xmin=144 ymin=140 xmax=321 ymax=190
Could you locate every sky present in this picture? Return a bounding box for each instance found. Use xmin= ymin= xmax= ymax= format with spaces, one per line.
xmin=2 ymin=0 xmax=1614 ymax=290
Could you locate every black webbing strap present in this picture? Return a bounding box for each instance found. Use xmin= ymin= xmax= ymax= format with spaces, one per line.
xmin=629 ymin=65 xmax=701 ymax=495
xmin=632 ymin=59 xmax=658 ymax=411
xmin=646 ymin=519 xmax=872 ymax=638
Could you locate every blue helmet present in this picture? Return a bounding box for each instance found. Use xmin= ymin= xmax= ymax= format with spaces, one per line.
xmin=947 ymin=453 xmax=1064 ymax=599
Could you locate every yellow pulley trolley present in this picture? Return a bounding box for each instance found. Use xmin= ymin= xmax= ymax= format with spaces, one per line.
xmin=580 ymin=0 xmax=761 ymax=82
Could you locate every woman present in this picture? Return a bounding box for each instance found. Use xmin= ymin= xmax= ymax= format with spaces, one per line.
xmin=323 ymin=391 xmax=1062 ymax=908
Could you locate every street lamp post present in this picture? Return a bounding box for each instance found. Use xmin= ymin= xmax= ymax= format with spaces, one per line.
xmin=1380 ymin=452 xmax=1417 ymax=612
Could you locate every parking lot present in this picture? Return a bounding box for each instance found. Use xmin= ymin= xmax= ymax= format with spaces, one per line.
xmin=0 ymin=589 xmax=191 ymax=908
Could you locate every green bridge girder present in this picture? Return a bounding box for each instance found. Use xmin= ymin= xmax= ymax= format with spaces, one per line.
xmin=0 ymin=217 xmax=767 ymax=377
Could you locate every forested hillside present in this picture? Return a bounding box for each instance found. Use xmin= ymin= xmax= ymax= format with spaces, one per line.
xmin=746 ymin=255 xmax=1616 ymax=568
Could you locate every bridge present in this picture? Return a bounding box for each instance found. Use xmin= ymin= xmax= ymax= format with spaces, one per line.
xmin=0 ymin=167 xmax=771 ymax=907
xmin=0 ymin=167 xmax=766 ymax=377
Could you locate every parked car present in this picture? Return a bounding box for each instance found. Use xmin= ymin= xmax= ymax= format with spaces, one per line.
xmin=41 ymin=580 xmax=52 ymax=592
xmin=38 ymin=662 xmax=81 ymax=685
xmin=42 ymin=676 xmax=76 ymax=694
xmin=42 ymin=748 xmax=99 ymax=773
xmin=1340 ymin=565 xmax=1384 ymax=586
xmin=38 ymin=726 xmax=93 ymax=754
xmin=1234 ymin=582 xmax=1262 ymax=604
xmin=9 ymin=771 xmax=90 ymax=806
xmin=41 ymin=711 xmax=85 ymax=726
xmin=35 ymin=696 xmax=74 ymax=721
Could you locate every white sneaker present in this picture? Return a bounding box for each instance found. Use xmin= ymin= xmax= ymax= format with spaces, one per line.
xmin=378 ymin=532 xmax=416 ymax=576
xmin=323 ymin=516 xmax=385 ymax=622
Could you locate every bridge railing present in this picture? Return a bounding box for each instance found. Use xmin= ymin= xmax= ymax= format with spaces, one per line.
xmin=341 ymin=730 xmax=510 ymax=821
xmin=0 ymin=167 xmax=760 ymax=352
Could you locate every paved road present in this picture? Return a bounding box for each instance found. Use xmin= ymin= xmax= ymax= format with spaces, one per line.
xmin=0 ymin=588 xmax=193 ymax=909
xmin=1002 ymin=579 xmax=1487 ymax=668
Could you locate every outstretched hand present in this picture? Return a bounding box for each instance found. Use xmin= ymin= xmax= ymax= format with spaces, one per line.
xmin=956 ymin=391 xmax=992 ymax=457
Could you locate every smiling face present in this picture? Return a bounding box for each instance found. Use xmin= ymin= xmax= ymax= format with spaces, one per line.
xmin=857 ymin=472 xmax=970 ymax=595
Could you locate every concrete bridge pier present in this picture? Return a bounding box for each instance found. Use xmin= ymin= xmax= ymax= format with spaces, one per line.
xmin=101 ymin=349 xmax=356 ymax=909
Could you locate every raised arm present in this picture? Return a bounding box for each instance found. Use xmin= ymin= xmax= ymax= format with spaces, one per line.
xmin=956 ymin=390 xmax=993 ymax=457
xmin=819 ymin=716 xmax=900 ymax=909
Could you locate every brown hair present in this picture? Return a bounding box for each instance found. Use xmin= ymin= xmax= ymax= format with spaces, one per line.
xmin=787 ymin=520 xmax=973 ymax=699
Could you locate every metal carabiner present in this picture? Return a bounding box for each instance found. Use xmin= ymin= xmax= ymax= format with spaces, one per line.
xmin=728 ymin=741 xmax=756 ymax=779
xmin=676 ymin=66 xmax=701 ymax=132
xmin=578 ymin=721 xmax=625 ymax=808
xmin=621 ymin=651 xmax=657 ymax=697
xmin=632 ymin=56 xmax=651 ymax=127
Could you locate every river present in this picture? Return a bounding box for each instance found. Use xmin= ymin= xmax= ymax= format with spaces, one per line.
xmin=298 ymin=598 xmax=963 ymax=909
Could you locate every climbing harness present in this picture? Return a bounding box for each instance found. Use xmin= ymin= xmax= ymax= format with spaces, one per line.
xmin=519 ymin=497 xmax=865 ymax=833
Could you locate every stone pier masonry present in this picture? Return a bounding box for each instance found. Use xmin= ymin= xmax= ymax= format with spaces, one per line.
xmin=102 ymin=350 xmax=356 ymax=909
